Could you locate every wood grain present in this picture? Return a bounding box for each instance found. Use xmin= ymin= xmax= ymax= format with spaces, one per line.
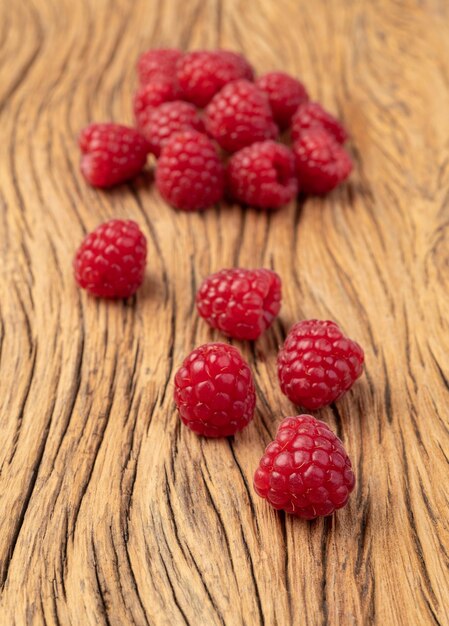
xmin=1 ymin=0 xmax=449 ymax=624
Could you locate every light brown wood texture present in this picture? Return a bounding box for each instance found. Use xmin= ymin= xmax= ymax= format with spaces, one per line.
xmin=1 ymin=0 xmax=449 ymax=624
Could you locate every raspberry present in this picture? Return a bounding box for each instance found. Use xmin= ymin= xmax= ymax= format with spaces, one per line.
xmin=277 ymin=319 xmax=364 ymax=409
xmin=293 ymin=128 xmax=352 ymax=195
xmin=133 ymin=78 xmax=181 ymax=127
xmin=174 ymin=343 xmax=256 ymax=437
xmin=139 ymin=101 xmax=205 ymax=158
xmin=156 ymin=130 xmax=225 ymax=211
xmin=256 ymin=71 xmax=309 ymax=129
xmin=74 ymin=219 xmax=147 ymax=298
xmin=205 ymin=80 xmax=278 ymax=153
xmin=291 ymin=101 xmax=348 ymax=144
xmin=218 ymin=50 xmax=254 ymax=80
xmin=79 ymin=123 xmax=149 ymax=188
xmin=176 ymin=50 xmax=254 ymax=107
xmin=226 ymin=141 xmax=297 ymax=209
xmin=137 ymin=48 xmax=183 ymax=85
xmin=254 ymin=414 xmax=355 ymax=519
xmin=196 ymin=268 xmax=282 ymax=340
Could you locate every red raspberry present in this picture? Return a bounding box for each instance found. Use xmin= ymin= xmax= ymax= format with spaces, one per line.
xmin=226 ymin=141 xmax=297 ymax=209
xmin=156 ymin=130 xmax=225 ymax=211
xmin=205 ymin=80 xmax=278 ymax=153
xmin=256 ymin=71 xmax=309 ymax=129
xmin=176 ymin=50 xmax=254 ymax=108
xmin=79 ymin=123 xmax=149 ymax=188
xmin=254 ymin=414 xmax=355 ymax=519
xmin=293 ymin=128 xmax=352 ymax=195
xmin=277 ymin=319 xmax=364 ymax=409
xmin=196 ymin=268 xmax=282 ymax=340
xmin=291 ymin=101 xmax=348 ymax=144
xmin=174 ymin=343 xmax=256 ymax=437
xmin=139 ymin=101 xmax=205 ymax=158
xmin=218 ymin=50 xmax=254 ymax=80
xmin=137 ymin=48 xmax=183 ymax=85
xmin=133 ymin=78 xmax=181 ymax=127
xmin=74 ymin=219 xmax=147 ymax=298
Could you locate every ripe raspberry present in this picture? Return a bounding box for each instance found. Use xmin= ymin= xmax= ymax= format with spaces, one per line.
xmin=291 ymin=101 xmax=348 ymax=144
xmin=196 ymin=268 xmax=282 ymax=340
xmin=254 ymin=414 xmax=355 ymax=519
xmin=79 ymin=123 xmax=149 ymax=188
xmin=226 ymin=141 xmax=297 ymax=209
xmin=218 ymin=50 xmax=254 ymax=80
xmin=74 ymin=219 xmax=147 ymax=298
xmin=277 ymin=319 xmax=364 ymax=409
xmin=137 ymin=48 xmax=183 ymax=85
xmin=205 ymin=80 xmax=278 ymax=153
xmin=133 ymin=78 xmax=181 ymax=127
xmin=174 ymin=343 xmax=256 ymax=437
xmin=293 ymin=128 xmax=352 ymax=195
xmin=139 ymin=101 xmax=205 ymax=158
xmin=256 ymin=71 xmax=309 ymax=129
xmin=156 ymin=130 xmax=225 ymax=211
xmin=176 ymin=50 xmax=254 ymax=108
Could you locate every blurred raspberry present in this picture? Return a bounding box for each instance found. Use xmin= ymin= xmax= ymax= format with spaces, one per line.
xmin=205 ymin=79 xmax=278 ymax=152
xmin=156 ymin=130 xmax=225 ymax=211
xmin=256 ymin=71 xmax=309 ymax=129
xmin=226 ymin=140 xmax=297 ymax=209
xmin=176 ymin=50 xmax=254 ymax=107
xmin=293 ymin=128 xmax=352 ymax=194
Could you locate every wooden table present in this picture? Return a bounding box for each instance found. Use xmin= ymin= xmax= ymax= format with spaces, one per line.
xmin=1 ymin=1 xmax=448 ymax=624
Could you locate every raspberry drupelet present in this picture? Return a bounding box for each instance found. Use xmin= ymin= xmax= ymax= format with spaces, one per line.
xmin=174 ymin=343 xmax=256 ymax=437
xmin=196 ymin=268 xmax=282 ymax=340
xmin=277 ymin=319 xmax=364 ymax=409
xmin=74 ymin=219 xmax=147 ymax=298
xmin=254 ymin=414 xmax=355 ymax=519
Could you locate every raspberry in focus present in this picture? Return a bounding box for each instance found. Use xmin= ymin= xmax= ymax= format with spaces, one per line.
xmin=226 ymin=141 xmax=297 ymax=209
xmin=79 ymin=123 xmax=149 ymax=188
xmin=277 ymin=319 xmax=364 ymax=409
xmin=139 ymin=101 xmax=205 ymax=158
xmin=133 ymin=78 xmax=181 ymax=127
xmin=174 ymin=343 xmax=256 ymax=437
xmin=196 ymin=268 xmax=282 ymax=340
xmin=291 ymin=101 xmax=348 ymax=144
xmin=293 ymin=127 xmax=352 ymax=195
xmin=137 ymin=48 xmax=183 ymax=85
xmin=176 ymin=50 xmax=254 ymax=107
xmin=254 ymin=414 xmax=355 ymax=519
xmin=205 ymin=79 xmax=278 ymax=153
xmin=156 ymin=130 xmax=225 ymax=211
xmin=74 ymin=219 xmax=147 ymax=298
xmin=256 ymin=71 xmax=309 ymax=129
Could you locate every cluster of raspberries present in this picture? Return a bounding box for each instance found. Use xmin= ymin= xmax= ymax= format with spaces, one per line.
xmin=74 ymin=48 xmax=361 ymax=521
xmin=74 ymin=220 xmax=363 ymax=519
xmin=79 ymin=48 xmax=352 ymax=210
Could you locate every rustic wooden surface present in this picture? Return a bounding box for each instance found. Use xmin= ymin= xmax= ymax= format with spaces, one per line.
xmin=1 ymin=0 xmax=449 ymax=624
